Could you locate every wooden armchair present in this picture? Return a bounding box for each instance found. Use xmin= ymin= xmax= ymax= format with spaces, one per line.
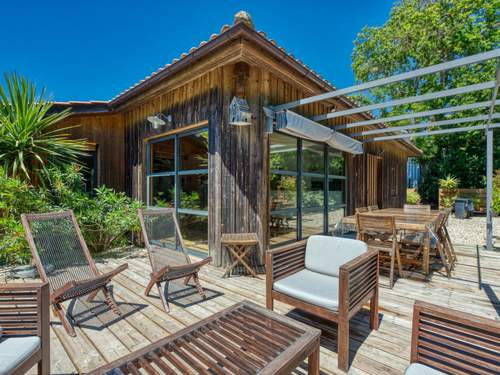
xmin=266 ymin=236 xmax=379 ymax=372
xmin=0 ymin=282 xmax=50 ymax=375
xmin=407 ymin=300 xmax=500 ymax=374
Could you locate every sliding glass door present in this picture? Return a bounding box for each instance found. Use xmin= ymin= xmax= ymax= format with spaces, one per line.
xmin=147 ymin=128 xmax=208 ymax=253
xmin=269 ymin=133 xmax=347 ymax=246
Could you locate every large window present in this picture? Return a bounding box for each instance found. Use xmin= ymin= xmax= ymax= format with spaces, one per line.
xmin=147 ymin=128 xmax=208 ymax=253
xmin=269 ymin=133 xmax=346 ymax=246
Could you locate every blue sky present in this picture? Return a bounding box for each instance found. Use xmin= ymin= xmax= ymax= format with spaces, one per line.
xmin=0 ymin=1 xmax=395 ymax=101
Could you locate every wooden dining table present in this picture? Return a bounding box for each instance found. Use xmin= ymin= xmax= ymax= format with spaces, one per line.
xmin=342 ymin=208 xmax=442 ymax=275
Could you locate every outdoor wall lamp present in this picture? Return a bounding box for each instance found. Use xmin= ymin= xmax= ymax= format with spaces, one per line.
xmin=229 ymin=96 xmax=253 ymax=126
xmin=147 ymin=113 xmax=172 ymax=129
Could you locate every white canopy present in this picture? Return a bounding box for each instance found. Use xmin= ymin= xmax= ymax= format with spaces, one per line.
xmin=276 ymin=110 xmax=364 ymax=154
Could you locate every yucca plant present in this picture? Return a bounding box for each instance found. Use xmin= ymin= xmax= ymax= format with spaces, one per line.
xmin=0 ymin=73 xmax=88 ymax=183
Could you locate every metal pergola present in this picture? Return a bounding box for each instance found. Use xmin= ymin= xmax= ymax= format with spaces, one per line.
xmin=266 ymin=49 xmax=500 ymax=250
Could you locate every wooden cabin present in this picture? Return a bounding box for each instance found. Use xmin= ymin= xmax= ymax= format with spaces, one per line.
xmin=53 ymin=12 xmax=420 ymax=266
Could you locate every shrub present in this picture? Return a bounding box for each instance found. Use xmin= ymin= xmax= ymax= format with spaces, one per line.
xmin=0 ymin=165 xmax=143 ymax=265
xmin=492 ymin=170 xmax=500 ymax=215
xmin=439 ymin=175 xmax=459 ymax=208
xmin=406 ymin=189 xmax=421 ymax=205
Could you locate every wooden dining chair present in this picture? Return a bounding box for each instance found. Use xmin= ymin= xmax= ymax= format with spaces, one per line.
xmin=367 ymin=205 xmax=379 ymax=211
xmin=355 ymin=207 xmax=369 ymax=214
xmin=356 ymin=213 xmax=403 ymax=288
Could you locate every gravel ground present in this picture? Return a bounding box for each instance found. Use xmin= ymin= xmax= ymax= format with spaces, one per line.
xmin=446 ymin=214 xmax=500 ymax=247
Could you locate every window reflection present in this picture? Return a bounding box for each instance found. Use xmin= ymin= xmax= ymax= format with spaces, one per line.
xmin=151 ymin=139 xmax=175 ymax=173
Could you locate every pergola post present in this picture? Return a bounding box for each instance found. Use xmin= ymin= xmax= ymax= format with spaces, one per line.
xmin=486 ymin=59 xmax=500 ymax=251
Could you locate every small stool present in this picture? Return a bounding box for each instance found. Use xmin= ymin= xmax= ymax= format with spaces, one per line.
xmin=221 ymin=233 xmax=259 ymax=278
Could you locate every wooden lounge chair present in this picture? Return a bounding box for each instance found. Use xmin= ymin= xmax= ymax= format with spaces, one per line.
xmin=266 ymin=235 xmax=379 ymax=372
xmin=357 ymin=213 xmax=403 ymax=288
xmin=138 ymin=208 xmax=212 ymax=312
xmin=406 ymin=300 xmax=500 ymax=374
xmin=0 ymin=282 xmax=50 ymax=375
xmin=21 ymin=211 xmax=128 ymax=337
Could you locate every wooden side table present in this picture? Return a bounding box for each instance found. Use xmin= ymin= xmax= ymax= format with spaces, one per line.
xmin=221 ymin=233 xmax=259 ymax=278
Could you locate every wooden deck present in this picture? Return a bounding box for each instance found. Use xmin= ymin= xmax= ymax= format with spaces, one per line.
xmin=2 ymin=244 xmax=499 ymax=375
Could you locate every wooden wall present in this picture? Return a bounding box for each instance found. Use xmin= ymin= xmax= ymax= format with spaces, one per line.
xmin=54 ymin=114 xmax=125 ymax=191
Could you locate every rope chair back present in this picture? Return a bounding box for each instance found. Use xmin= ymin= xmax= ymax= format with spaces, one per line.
xmin=21 ymin=211 xmax=97 ymax=293
xmin=138 ymin=208 xmax=191 ymax=273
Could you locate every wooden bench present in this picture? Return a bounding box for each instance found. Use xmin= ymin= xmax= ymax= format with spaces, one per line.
xmin=87 ymin=300 xmax=321 ymax=374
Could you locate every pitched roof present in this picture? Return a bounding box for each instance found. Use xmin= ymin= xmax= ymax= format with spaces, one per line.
xmin=54 ymin=11 xmax=421 ymax=155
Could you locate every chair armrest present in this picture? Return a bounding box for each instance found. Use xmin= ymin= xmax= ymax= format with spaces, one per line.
xmin=339 ymin=250 xmax=379 ymax=313
xmin=410 ymin=300 xmax=500 ymax=373
xmin=266 ymin=240 xmax=307 ymax=287
xmin=0 ymin=282 xmax=50 ymax=339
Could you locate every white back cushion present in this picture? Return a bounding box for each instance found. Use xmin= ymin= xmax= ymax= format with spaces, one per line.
xmin=305 ymin=235 xmax=367 ymax=277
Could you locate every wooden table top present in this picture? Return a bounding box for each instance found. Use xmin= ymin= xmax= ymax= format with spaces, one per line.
xmin=221 ymin=232 xmax=259 ymax=245
xmin=342 ymin=208 xmax=441 ymax=231
xmin=88 ymin=300 xmax=321 ymax=375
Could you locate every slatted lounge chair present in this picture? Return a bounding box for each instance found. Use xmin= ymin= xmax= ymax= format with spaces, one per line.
xmin=138 ymin=208 xmax=212 ymax=312
xmin=266 ymin=235 xmax=379 ymax=372
xmin=21 ymin=210 xmax=128 ymax=337
xmin=0 ymin=282 xmax=50 ymax=375
xmin=406 ymin=300 xmax=500 ymax=374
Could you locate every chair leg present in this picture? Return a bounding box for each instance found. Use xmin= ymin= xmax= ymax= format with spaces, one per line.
xmin=158 ymin=282 xmax=170 ymax=313
xmin=53 ymin=303 xmax=76 ymax=337
xmin=183 ymin=275 xmax=192 ymax=286
xmin=102 ymin=287 xmax=121 ymax=316
xmin=389 ymin=251 xmax=395 ymax=289
xmin=395 ymin=246 xmax=404 ymax=278
xmin=266 ymin=294 xmax=274 ymax=311
xmin=193 ymin=274 xmax=206 ymax=299
xmin=370 ymin=289 xmax=379 ymax=330
xmin=86 ymin=288 xmax=100 ymax=303
xmin=337 ymin=319 xmax=349 ymax=372
xmin=145 ymin=277 xmax=156 ymax=297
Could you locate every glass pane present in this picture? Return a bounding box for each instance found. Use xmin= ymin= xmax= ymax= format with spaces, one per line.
xmin=328 ymin=178 xmax=345 ymax=207
xmin=151 ymin=139 xmax=175 ymax=173
xmin=302 ymin=176 xmax=325 ymax=238
xmin=178 ymin=213 xmax=208 ymax=253
xmin=179 ymin=174 xmax=208 ymax=210
xmin=302 ymin=140 xmax=324 ymax=174
xmin=80 ymin=150 xmax=98 ymax=193
xmin=179 ymin=131 xmax=209 ymax=170
xmin=329 ymin=150 xmax=345 ymax=176
xmin=150 ymin=176 xmax=175 ymax=207
xmin=302 ymin=176 xmax=325 ymax=209
xmin=270 ymin=133 xmax=297 ymax=171
xmin=270 ymin=174 xmax=297 ymax=246
xmin=328 ymin=207 xmax=345 ymax=234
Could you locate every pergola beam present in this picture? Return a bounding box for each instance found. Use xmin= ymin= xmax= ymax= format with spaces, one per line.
xmin=312 ymin=81 xmax=495 ymax=122
xmin=334 ymin=99 xmax=500 ymax=130
xmin=365 ymin=123 xmax=500 ymax=142
xmin=351 ymin=113 xmax=500 ymax=137
xmin=273 ymin=49 xmax=500 ymax=112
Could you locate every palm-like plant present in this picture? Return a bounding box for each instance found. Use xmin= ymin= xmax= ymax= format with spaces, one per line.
xmin=0 ymin=73 xmax=88 ymax=183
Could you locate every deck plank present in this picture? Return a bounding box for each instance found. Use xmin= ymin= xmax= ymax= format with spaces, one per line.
xmin=2 ymin=244 xmax=499 ymax=374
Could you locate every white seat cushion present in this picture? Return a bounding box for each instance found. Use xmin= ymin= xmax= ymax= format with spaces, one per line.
xmin=305 ymin=235 xmax=367 ymax=277
xmin=404 ymin=363 xmax=447 ymax=375
xmin=0 ymin=336 xmax=41 ymax=375
xmin=273 ymin=269 xmax=340 ymax=311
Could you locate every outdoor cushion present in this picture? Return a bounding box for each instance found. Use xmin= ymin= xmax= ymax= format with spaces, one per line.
xmin=0 ymin=336 xmax=41 ymax=375
xmin=273 ymin=269 xmax=339 ymax=311
xmin=305 ymin=235 xmax=367 ymax=277
xmin=404 ymin=363 xmax=446 ymax=375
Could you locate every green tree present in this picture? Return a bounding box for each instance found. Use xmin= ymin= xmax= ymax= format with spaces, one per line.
xmin=352 ymin=0 xmax=500 ymax=203
xmin=0 ymin=73 xmax=88 ymax=183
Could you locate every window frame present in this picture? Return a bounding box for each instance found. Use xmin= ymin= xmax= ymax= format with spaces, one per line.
xmin=269 ymin=132 xmax=347 ymax=246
